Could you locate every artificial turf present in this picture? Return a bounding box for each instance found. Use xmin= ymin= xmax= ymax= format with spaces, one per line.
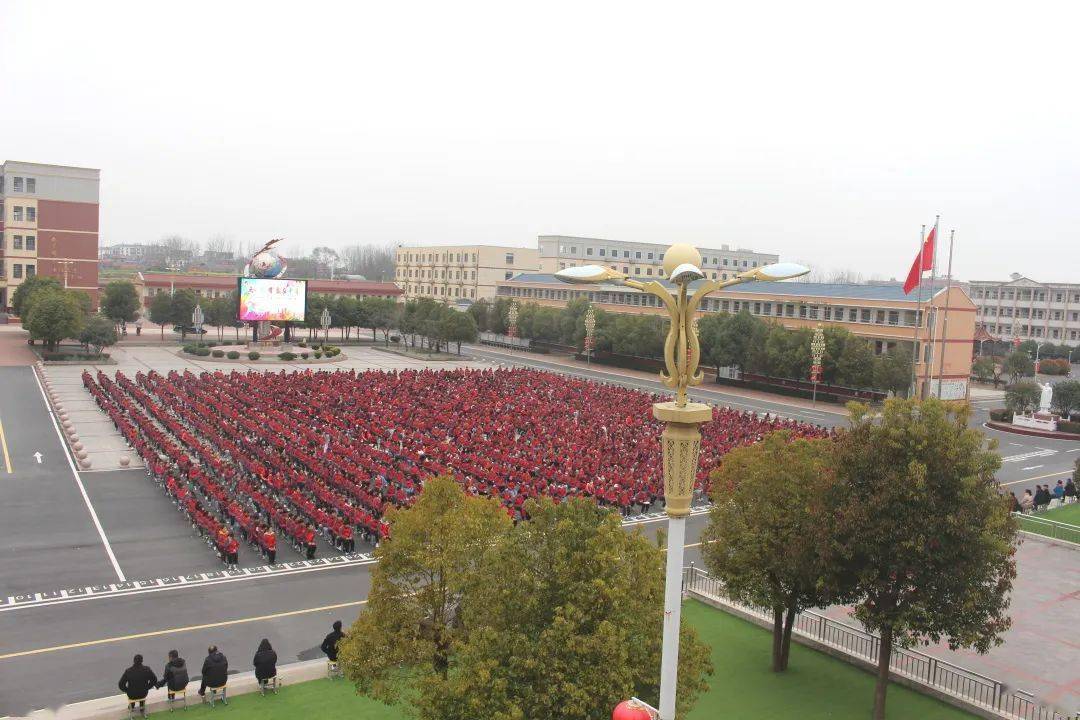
xmin=154 ymin=600 xmax=975 ymax=719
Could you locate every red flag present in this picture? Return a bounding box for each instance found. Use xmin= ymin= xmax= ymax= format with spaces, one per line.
xmin=903 ymin=226 xmax=936 ymax=294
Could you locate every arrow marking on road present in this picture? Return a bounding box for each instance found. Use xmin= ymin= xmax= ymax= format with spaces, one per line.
xmin=1021 ymin=465 xmax=1043 ymax=471
xmin=33 ymin=452 xmax=43 ymax=464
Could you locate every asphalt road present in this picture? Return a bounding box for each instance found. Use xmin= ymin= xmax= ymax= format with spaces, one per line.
xmin=0 ymin=353 xmax=1076 ymax=715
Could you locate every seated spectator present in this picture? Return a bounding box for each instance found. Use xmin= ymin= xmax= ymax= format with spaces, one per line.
xmin=1051 ymin=481 xmax=1065 ymax=501
xmin=321 ymin=620 xmax=344 ymax=662
xmin=198 ymin=645 xmax=229 ymax=697
xmin=156 ymin=649 xmax=189 ymax=700
xmin=253 ymin=638 xmax=278 ymax=689
xmin=1020 ymin=489 xmax=1034 ymax=513
xmin=1008 ymin=492 xmax=1020 ymax=513
xmin=118 ymin=654 xmax=158 ymax=717
xmin=1065 ymin=478 xmax=1077 ymax=503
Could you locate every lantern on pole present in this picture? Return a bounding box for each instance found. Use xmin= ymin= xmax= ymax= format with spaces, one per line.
xmin=192 ymin=304 xmax=205 ymax=340
xmin=320 ymin=306 xmax=332 ymax=344
xmin=613 ymin=698 xmax=657 ymax=720
xmin=584 ymin=304 xmax=596 ymax=364
xmin=810 ymin=323 xmax=825 ymax=406
xmin=507 ymin=300 xmax=519 ymax=340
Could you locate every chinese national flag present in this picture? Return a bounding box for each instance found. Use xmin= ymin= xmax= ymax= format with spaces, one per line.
xmin=902 ymin=225 xmax=936 ymax=294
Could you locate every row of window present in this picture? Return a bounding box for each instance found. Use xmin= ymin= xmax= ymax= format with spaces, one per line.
xmin=0 ymin=176 xmax=37 ymax=194
xmin=556 ymin=244 xmax=763 ymax=269
xmin=984 ymin=324 xmax=1079 ymax=341
xmin=399 ymin=268 xmax=478 ymax=281
xmin=978 ymin=306 xmax=1080 ymax=322
xmin=6 ymin=205 xmax=37 ymax=222
xmin=398 ymin=252 xmax=482 ymax=265
xmin=496 ymin=286 xmax=923 ymax=328
xmin=7 ymin=263 xmax=36 ymax=279
xmin=972 ymin=288 xmax=1080 ymax=303
xmin=404 ymin=285 xmax=477 ymax=299
xmin=7 ymin=235 xmax=37 ymax=251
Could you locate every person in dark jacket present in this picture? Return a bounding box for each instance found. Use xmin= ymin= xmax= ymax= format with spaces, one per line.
xmin=197 ymin=645 xmax=229 ymax=696
xmin=321 ymin=620 xmax=344 ymax=662
xmin=118 ymin=654 xmax=158 ymax=717
xmin=253 ymin=638 xmax=278 ymax=687
xmin=156 ymin=649 xmax=189 ymax=699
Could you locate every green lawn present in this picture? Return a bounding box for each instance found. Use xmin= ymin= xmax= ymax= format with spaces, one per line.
xmin=155 ymin=601 xmax=974 ymax=719
xmin=1018 ymin=504 xmax=1080 ymax=544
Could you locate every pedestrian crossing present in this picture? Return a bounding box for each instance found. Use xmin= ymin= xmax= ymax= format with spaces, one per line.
xmin=1000 ymin=448 xmax=1057 ymax=463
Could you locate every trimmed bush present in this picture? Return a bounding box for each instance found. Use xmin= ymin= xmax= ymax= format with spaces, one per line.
xmin=390 ymin=335 xmax=400 ymax=343
xmin=182 ymin=345 xmax=195 ymax=354
xmin=314 ymin=351 xmax=323 ymax=359
xmin=1058 ymin=420 xmax=1080 ymax=435
xmin=222 ymin=340 xmax=233 ymax=346
xmin=989 ymin=409 xmax=1013 ymax=423
xmin=196 ymin=347 xmax=212 ymax=356
xmin=227 ymin=350 xmax=240 ymax=359
xmin=279 ymin=352 xmax=296 ymax=361
xmin=248 ymin=351 xmax=261 ymax=360
xmin=301 ymin=352 xmax=309 ymax=360
xmin=212 ymin=349 xmax=225 ymax=358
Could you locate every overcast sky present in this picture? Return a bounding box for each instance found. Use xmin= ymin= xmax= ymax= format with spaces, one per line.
xmin=2 ymin=1 xmax=1078 ymax=282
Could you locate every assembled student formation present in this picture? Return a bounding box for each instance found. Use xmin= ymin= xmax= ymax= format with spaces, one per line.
xmin=83 ymin=367 xmax=829 ymax=566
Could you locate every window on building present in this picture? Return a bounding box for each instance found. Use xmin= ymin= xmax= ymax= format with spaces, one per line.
xmin=799 ymin=305 xmax=807 ymax=319
xmin=586 ymin=248 xmax=593 ymax=256
xmin=808 ymin=306 xmax=818 ymax=319
xmin=12 ymin=235 xmax=22 ymax=250
xmin=634 ymin=267 xmax=641 ymax=275
xmin=25 ymin=265 xmax=35 ymax=277
xmin=26 ymin=178 xmax=35 ymax=193
xmin=504 ymin=253 xmax=514 ymax=265
xmin=646 ymin=268 xmax=653 ymax=276
xmin=647 ymin=252 xmax=654 ymax=260
xmin=26 ymin=207 xmax=35 ymax=222
xmin=25 ymin=236 xmax=35 ymax=250
xmin=785 ymin=304 xmax=795 ymax=317
xmin=505 ymin=271 xmax=513 ymax=280
xmin=13 ymin=177 xmax=23 ymax=192
xmin=888 ymin=311 xmax=899 ymax=325
xmin=12 ymin=264 xmax=22 ymax=279
xmin=848 ymin=308 xmax=858 ymax=322
xmin=13 ymin=207 xmax=23 ymax=222
xmin=623 ymin=251 xmax=630 ymax=258
xmin=623 ymin=267 xmax=629 ymax=274
xmin=875 ymin=310 xmax=886 ymax=324
xmin=635 ymin=251 xmax=641 ymax=259
xmin=861 ymin=309 xmax=871 ymax=323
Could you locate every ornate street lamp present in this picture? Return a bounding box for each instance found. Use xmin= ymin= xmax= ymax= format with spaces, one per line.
xmin=556 ymin=246 xmax=808 ymax=720
xmin=320 ymin=306 xmax=332 ymax=345
xmin=584 ymin=304 xmax=597 ymax=365
xmin=810 ymin=324 xmax=825 ymax=406
xmin=507 ymin=300 xmax=519 ymax=340
xmin=192 ymin=303 xmax=205 ymax=342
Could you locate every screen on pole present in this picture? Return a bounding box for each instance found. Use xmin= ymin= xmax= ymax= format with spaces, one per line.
xmin=237 ymin=277 xmax=308 ymax=322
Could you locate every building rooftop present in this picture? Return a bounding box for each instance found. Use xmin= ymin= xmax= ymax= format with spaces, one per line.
xmin=139 ymin=272 xmax=401 ymax=294
xmin=504 ymin=273 xmax=948 ymax=303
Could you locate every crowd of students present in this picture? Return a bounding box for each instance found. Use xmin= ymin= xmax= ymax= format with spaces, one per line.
xmin=1012 ymin=478 xmax=1077 ymax=513
xmin=85 ymin=366 xmax=827 ymax=566
xmin=116 ymin=621 xmax=345 ymax=715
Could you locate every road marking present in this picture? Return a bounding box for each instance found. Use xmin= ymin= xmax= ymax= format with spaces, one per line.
xmin=32 ymin=369 xmax=126 ymax=582
xmin=1068 ymin=449 xmax=1080 ymax=453
xmin=0 ymin=415 xmax=13 ymax=473
xmin=1022 ymin=465 xmax=1044 ymax=471
xmin=33 ymin=451 xmax=42 ymax=464
xmin=1001 ymin=449 xmax=1057 ymax=463
xmin=0 ymin=599 xmax=368 ymax=661
xmin=999 ymin=470 xmax=1074 ymax=487
xmin=1009 ymin=442 xmax=1023 ymax=446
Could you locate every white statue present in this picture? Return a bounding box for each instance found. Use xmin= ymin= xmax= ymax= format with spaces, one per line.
xmin=1039 ymin=382 xmax=1054 ymax=414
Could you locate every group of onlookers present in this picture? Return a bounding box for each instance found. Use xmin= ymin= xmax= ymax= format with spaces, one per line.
xmin=1011 ymin=478 xmax=1077 ymax=513
xmin=117 ymin=621 xmax=344 ymax=716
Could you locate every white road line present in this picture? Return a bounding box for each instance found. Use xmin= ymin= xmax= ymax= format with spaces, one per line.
xmin=1021 ymin=465 xmax=1044 ymax=471
xmin=31 ymin=369 xmax=126 ymax=582
xmin=998 ymin=470 xmax=1074 ymax=487
xmin=1068 ymin=449 xmax=1080 ymax=453
xmin=1001 ymin=449 xmax=1057 ymax=463
xmin=1009 ymin=442 xmax=1023 ymax=446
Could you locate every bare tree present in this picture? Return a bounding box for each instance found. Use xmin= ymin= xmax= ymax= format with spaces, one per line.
xmin=204 ymin=234 xmax=235 ymax=257
xmin=341 ymin=243 xmax=395 ymax=281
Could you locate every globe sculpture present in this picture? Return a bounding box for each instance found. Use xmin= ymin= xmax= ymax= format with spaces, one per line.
xmin=245 ymin=238 xmax=288 ymax=279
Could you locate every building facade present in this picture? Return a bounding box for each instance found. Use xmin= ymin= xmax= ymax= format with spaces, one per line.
xmin=394 ymin=245 xmax=539 ymax=302
xmin=968 ymin=274 xmax=1080 ymax=346
xmin=497 ymin=274 xmax=975 ymax=399
xmin=537 ymin=235 xmax=779 ymax=281
xmin=0 ymin=161 xmax=100 ymax=309
xmin=133 ymin=272 xmax=402 ymax=314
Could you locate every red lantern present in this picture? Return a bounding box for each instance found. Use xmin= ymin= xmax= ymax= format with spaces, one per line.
xmin=613 ymin=699 xmax=655 ymax=720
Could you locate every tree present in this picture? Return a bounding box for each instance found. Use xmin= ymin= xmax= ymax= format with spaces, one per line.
xmin=702 ymin=431 xmax=849 ymax=672
xmin=1051 ymin=379 xmax=1080 ymax=418
xmin=1005 ymin=381 xmax=1042 ymax=414
xmin=11 ymin=275 xmax=62 ymax=318
xmin=971 ymin=356 xmax=996 ymax=383
xmin=699 ymin=310 xmax=763 ymax=372
xmin=442 ymin=311 xmax=478 ymax=354
xmin=148 ymin=292 xmax=174 ymax=340
xmin=78 ymin=314 xmax=118 ymax=355
xmin=169 ymin=289 xmax=198 ymax=341
xmin=872 ymin=347 xmax=912 ymax=397
xmin=338 ymin=477 xmax=513 ymax=710
xmin=1003 ymin=351 xmax=1035 ymax=383
xmin=833 ymin=399 xmax=1016 ymax=720
xmin=370 ymin=298 xmax=402 ymax=345
xmin=426 ymin=498 xmax=713 ymax=720
xmin=99 ymin=281 xmax=141 ymax=334
xmin=835 ymin=337 xmax=875 ymax=388
xmin=24 ymin=288 xmax=85 ymax=351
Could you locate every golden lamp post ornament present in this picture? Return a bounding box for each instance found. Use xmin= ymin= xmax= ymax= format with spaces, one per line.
xmin=584 ymin=304 xmax=597 ymax=364
xmin=557 ymin=245 xmax=809 ymax=720
xmin=507 ymin=300 xmax=520 ymax=339
xmin=810 ymin=323 xmax=826 ymax=406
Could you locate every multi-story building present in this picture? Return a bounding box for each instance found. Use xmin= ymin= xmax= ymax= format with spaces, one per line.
xmin=537 ymin=235 xmax=779 ymax=281
xmin=969 ymin=274 xmax=1080 ymax=346
xmin=394 ymin=244 xmax=540 ymax=302
xmin=497 ymin=274 xmax=975 ymax=399
xmin=0 ymin=161 xmax=101 ymax=309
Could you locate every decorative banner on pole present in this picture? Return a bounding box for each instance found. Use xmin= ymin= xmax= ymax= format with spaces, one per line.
xmin=507 ymin=300 xmax=519 ymax=339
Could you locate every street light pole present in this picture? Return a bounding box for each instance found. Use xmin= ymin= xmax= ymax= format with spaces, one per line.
xmin=810 ymin=324 xmax=825 ymax=407
xmin=321 ymin=307 xmax=331 ymax=345
xmin=556 ymin=249 xmax=809 ymax=720
xmin=584 ymin=304 xmax=596 ymax=365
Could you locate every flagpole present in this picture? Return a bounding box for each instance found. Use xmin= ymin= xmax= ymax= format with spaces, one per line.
xmin=910 ymin=224 xmax=926 ymax=398
xmin=935 ymin=229 xmax=956 ymax=399
xmin=922 ymin=215 xmax=940 ymax=399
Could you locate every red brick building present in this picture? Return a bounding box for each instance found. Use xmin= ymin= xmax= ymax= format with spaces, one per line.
xmin=0 ymin=161 xmax=100 ymax=310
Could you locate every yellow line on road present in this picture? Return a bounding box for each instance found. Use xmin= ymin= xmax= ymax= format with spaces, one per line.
xmin=0 ymin=415 xmax=12 ymax=473
xmin=0 ymin=599 xmax=367 ymax=661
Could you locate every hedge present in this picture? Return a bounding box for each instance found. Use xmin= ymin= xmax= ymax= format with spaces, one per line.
xmin=212 ymin=349 xmax=225 ymax=358
xmin=227 ymin=351 xmax=240 ymax=359
xmin=1059 ymin=420 xmax=1080 ymax=435
xmin=279 ymin=352 xmax=296 ymax=361
xmin=989 ymin=409 xmax=1013 ymax=423
xmin=248 ymin=351 xmax=261 ymax=360
xmin=301 ymin=352 xmax=309 ymax=360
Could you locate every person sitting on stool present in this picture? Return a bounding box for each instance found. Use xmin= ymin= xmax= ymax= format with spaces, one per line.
xmin=118 ymin=654 xmax=158 ymax=717
xmin=197 ymin=645 xmax=228 ymax=698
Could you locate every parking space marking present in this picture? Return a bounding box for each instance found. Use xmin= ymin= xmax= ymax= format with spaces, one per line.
xmin=0 ymin=415 xmax=12 ymax=473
